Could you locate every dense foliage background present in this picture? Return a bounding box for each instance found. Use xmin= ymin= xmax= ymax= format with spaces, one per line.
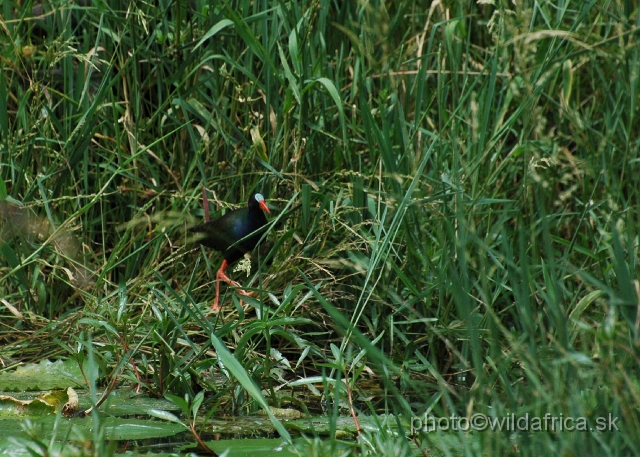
xmin=1 ymin=0 xmax=639 ymax=455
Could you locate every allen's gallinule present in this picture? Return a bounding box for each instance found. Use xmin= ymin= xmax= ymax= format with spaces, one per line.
xmin=190 ymin=192 xmax=270 ymax=311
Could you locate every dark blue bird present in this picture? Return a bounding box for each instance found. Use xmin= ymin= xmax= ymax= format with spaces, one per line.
xmin=190 ymin=192 xmax=270 ymax=310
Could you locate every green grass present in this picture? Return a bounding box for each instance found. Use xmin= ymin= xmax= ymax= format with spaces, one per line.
xmin=1 ymin=0 xmax=639 ymax=455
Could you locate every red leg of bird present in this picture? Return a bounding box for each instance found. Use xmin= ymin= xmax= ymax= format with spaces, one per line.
xmin=213 ymin=259 xmax=251 ymax=311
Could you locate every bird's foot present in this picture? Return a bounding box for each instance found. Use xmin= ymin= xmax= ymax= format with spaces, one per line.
xmin=212 ymin=271 xmax=254 ymax=311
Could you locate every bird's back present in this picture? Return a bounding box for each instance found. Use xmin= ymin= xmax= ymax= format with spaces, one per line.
xmin=190 ymin=207 xmax=268 ymax=264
